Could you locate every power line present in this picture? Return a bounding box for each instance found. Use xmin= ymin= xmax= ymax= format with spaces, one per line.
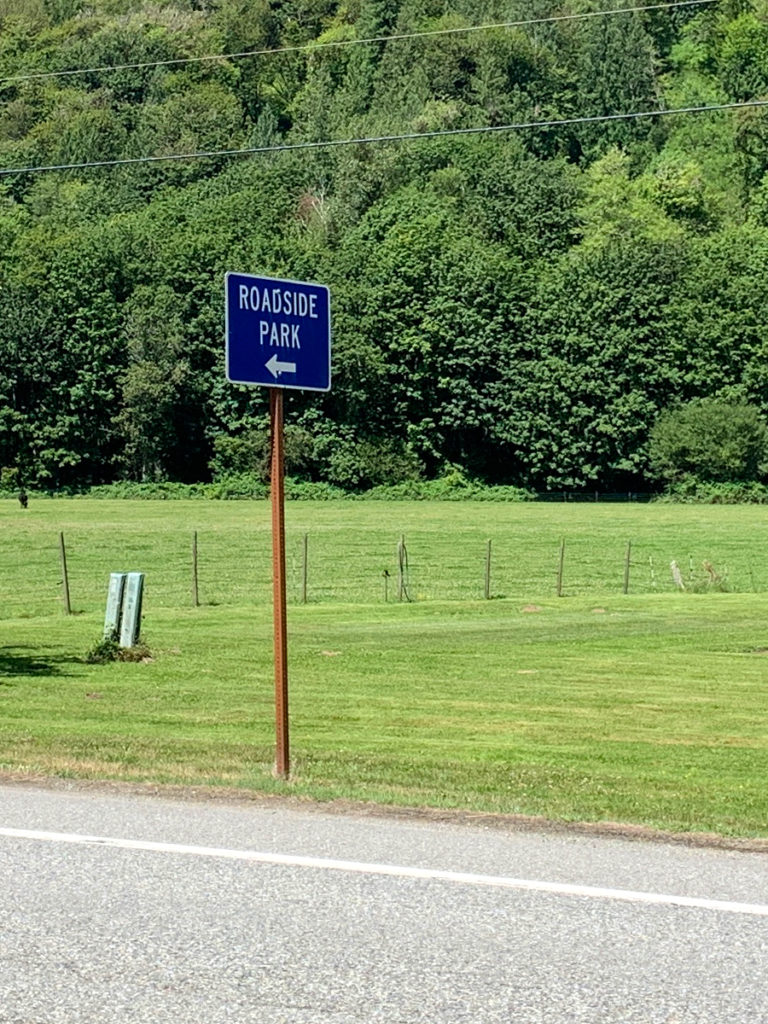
xmin=0 ymin=0 xmax=715 ymax=88
xmin=0 ymin=97 xmax=763 ymax=178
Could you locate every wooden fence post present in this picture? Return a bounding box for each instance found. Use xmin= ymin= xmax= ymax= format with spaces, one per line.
xmin=59 ymin=532 xmax=71 ymax=615
xmin=623 ymin=541 xmax=632 ymax=595
xmin=302 ymin=532 xmax=308 ymax=604
xmin=397 ymin=535 xmax=410 ymax=602
xmin=192 ymin=531 xmax=199 ymax=607
xmin=556 ymin=538 xmax=565 ymax=598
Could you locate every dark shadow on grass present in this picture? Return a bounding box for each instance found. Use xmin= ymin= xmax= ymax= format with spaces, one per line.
xmin=0 ymin=646 xmax=80 ymax=680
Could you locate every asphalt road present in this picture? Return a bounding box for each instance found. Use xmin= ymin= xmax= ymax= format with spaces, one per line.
xmin=1 ymin=782 xmax=767 ymax=1024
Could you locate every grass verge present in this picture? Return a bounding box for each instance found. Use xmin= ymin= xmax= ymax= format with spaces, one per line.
xmin=2 ymin=594 xmax=768 ymax=838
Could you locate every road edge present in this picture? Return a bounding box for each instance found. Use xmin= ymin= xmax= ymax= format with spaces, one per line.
xmin=1 ymin=770 xmax=767 ymax=854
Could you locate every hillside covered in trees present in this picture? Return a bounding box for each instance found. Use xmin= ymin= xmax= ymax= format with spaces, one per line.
xmin=2 ymin=0 xmax=768 ymax=493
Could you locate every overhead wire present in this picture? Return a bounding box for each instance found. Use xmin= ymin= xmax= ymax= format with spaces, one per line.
xmin=0 ymin=0 xmax=716 ymax=87
xmin=0 ymin=97 xmax=764 ymax=178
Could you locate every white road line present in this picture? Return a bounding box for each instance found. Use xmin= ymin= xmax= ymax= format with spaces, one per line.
xmin=1 ymin=825 xmax=767 ymax=917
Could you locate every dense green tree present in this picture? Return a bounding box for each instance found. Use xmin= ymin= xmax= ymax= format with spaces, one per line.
xmin=502 ymin=183 xmax=691 ymax=488
xmin=669 ymin=224 xmax=768 ymax=407
xmin=558 ymin=11 xmax=659 ymax=157
xmin=2 ymin=0 xmax=768 ymax=494
xmin=114 ymin=285 xmax=193 ymax=481
xmin=0 ymin=239 xmax=126 ymax=487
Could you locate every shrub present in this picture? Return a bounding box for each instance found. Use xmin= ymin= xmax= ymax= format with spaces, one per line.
xmin=0 ymin=467 xmax=20 ymax=491
xmin=364 ymin=468 xmax=535 ymax=501
xmin=85 ymin=633 xmax=152 ymax=663
xmin=85 ymin=634 xmax=121 ymax=664
xmin=316 ymin=433 xmax=423 ymax=491
xmin=210 ymin=424 xmax=316 ymax=482
xmin=284 ymin=479 xmax=349 ymax=500
xmin=649 ymin=398 xmax=768 ymax=485
xmin=655 ymin=479 xmax=768 ymax=503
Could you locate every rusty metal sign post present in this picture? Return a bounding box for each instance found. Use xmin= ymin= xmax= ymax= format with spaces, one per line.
xmin=269 ymin=388 xmax=290 ymax=778
xmin=226 ymin=272 xmax=331 ymax=780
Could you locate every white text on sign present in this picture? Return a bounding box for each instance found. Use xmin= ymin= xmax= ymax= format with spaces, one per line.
xmin=239 ymin=285 xmax=319 ymax=319
xmin=240 ymin=284 xmax=320 ymax=351
xmin=261 ymin=322 xmax=301 ymax=348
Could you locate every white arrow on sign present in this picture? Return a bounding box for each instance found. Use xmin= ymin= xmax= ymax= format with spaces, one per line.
xmin=266 ymin=354 xmax=297 ymax=378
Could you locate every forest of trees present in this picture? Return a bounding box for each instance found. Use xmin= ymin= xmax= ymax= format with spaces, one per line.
xmin=2 ymin=0 xmax=768 ymax=493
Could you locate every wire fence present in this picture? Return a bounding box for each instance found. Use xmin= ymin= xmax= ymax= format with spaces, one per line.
xmin=534 ymin=491 xmax=654 ymax=502
xmin=2 ymin=509 xmax=764 ymax=620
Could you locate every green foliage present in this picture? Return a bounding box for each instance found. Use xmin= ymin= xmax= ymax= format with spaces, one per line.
xmin=284 ymin=477 xmax=349 ymax=499
xmin=3 ymin=0 xmax=768 ymax=498
xmin=576 ymin=148 xmax=683 ymax=248
xmin=649 ymin=398 xmax=768 ymax=484
xmin=656 ymin=479 xmax=768 ymax=504
xmin=210 ymin=421 xmax=317 ymax=482
xmin=115 ymin=285 xmax=195 ymax=482
xmin=719 ymin=12 xmax=768 ymax=101
xmin=85 ymin=632 xmax=120 ymax=664
xmin=506 ymin=231 xmax=690 ymax=489
xmin=85 ymin=477 xmax=268 ymax=499
xmin=0 ymin=466 xmax=19 ymax=489
xmin=562 ymin=10 xmax=659 ymax=156
xmin=85 ymin=631 xmax=152 ymax=663
xmin=364 ymin=470 xmax=535 ymax=501
xmin=27 ymin=475 xmax=538 ymax=501
xmin=44 ymin=0 xmax=84 ymax=25
xmin=318 ymin=432 xmax=423 ymax=490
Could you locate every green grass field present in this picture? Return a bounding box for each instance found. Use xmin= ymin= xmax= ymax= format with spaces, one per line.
xmin=3 ymin=497 xmax=768 ymax=615
xmin=2 ymin=498 xmax=768 ymax=838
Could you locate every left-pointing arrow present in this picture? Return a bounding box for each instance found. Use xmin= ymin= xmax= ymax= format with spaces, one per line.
xmin=266 ymin=354 xmax=297 ymax=378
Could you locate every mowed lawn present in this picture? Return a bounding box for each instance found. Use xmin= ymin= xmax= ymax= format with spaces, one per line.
xmin=2 ymin=498 xmax=768 ymax=837
xmin=3 ymin=497 xmax=768 ymax=613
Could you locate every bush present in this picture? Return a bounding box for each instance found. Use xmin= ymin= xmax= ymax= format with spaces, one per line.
xmin=84 ymin=478 xmax=268 ymax=499
xmin=0 ymin=467 xmax=20 ymax=491
xmin=649 ymin=399 xmax=768 ymax=485
xmin=203 ymin=475 xmax=268 ymax=500
xmin=85 ymin=633 xmax=152 ymax=663
xmin=364 ymin=468 xmax=535 ymax=501
xmin=86 ymin=481 xmax=211 ymax=499
xmin=284 ymin=479 xmax=349 ymax=500
xmin=655 ymin=479 xmax=768 ymax=503
xmin=85 ymin=634 xmax=121 ymax=664
xmin=209 ymin=424 xmax=316 ymax=482
xmin=5 ymin=475 xmax=535 ymax=502
xmin=317 ymin=433 xmax=423 ymax=491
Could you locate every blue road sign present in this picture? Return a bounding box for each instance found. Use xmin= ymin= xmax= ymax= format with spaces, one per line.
xmin=225 ymin=272 xmax=331 ymax=392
